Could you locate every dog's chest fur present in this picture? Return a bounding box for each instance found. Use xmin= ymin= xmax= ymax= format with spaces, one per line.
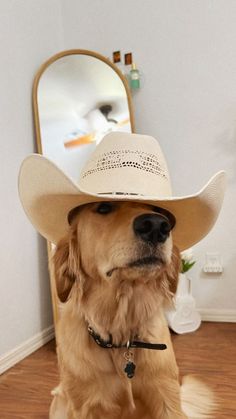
xmin=57 ymin=292 xmax=177 ymax=418
xmin=79 ymin=272 xmax=170 ymax=345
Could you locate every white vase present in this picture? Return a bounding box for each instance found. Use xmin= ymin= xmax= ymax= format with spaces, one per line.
xmin=165 ymin=273 xmax=201 ymax=334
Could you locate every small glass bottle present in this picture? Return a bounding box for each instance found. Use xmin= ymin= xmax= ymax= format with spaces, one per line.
xmin=129 ymin=63 xmax=140 ymax=89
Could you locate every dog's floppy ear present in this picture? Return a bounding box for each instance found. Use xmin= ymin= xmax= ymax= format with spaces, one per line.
xmin=164 ymin=245 xmax=181 ymax=296
xmin=53 ymin=228 xmax=79 ymax=302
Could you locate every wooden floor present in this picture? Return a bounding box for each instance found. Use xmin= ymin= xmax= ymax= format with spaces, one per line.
xmin=0 ymin=322 xmax=235 ymax=418
xmin=172 ymin=322 xmax=236 ymax=419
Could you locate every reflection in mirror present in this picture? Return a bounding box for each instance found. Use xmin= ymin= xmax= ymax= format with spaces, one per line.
xmin=34 ymin=50 xmax=134 ymax=181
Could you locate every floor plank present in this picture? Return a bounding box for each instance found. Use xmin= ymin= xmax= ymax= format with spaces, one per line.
xmin=0 ymin=322 xmax=235 ymax=418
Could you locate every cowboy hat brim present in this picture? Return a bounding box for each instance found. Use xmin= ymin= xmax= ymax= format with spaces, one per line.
xmin=18 ymin=154 xmax=226 ymax=250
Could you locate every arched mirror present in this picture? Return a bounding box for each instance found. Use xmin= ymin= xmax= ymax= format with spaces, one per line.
xmin=33 ymin=49 xmax=135 ymax=327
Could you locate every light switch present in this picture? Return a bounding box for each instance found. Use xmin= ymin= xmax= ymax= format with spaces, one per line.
xmin=203 ymin=252 xmax=223 ymax=273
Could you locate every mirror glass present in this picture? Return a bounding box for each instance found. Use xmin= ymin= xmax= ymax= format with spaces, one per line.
xmin=35 ymin=51 xmax=134 ymax=181
xmin=33 ymin=50 xmax=134 ymax=325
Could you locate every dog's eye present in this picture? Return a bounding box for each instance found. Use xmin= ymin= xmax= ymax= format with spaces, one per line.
xmin=96 ymin=202 xmax=114 ymax=215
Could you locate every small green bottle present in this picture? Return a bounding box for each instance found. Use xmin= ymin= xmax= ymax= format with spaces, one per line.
xmin=130 ymin=63 xmax=140 ymax=89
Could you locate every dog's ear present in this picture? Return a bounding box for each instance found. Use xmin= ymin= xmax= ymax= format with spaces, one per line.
xmin=53 ymin=228 xmax=79 ymax=302
xmin=164 ymin=245 xmax=181 ymax=296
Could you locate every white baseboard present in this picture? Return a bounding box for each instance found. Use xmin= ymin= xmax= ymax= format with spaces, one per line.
xmin=0 ymin=325 xmax=55 ymax=375
xmin=198 ymin=308 xmax=236 ymax=323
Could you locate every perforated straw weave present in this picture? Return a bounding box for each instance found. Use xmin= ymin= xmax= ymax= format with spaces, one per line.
xmin=81 ymin=150 xmax=168 ymax=179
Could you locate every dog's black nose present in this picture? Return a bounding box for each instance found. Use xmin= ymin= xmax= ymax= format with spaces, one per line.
xmin=133 ymin=214 xmax=171 ymax=245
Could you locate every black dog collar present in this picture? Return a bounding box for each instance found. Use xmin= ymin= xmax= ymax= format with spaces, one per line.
xmin=88 ymin=326 xmax=167 ymax=351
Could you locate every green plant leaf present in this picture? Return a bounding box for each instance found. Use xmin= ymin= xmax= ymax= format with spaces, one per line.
xmin=181 ymin=259 xmax=196 ymax=273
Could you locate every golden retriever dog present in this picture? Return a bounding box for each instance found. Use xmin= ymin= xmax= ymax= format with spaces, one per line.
xmin=49 ymin=201 xmax=214 ymax=419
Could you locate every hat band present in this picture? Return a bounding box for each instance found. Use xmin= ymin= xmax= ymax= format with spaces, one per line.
xmin=97 ymin=191 xmax=144 ymax=196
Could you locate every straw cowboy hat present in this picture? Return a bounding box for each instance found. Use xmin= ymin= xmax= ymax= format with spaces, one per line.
xmin=18 ymin=132 xmax=226 ymax=250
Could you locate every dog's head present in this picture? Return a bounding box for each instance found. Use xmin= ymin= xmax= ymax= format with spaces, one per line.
xmin=53 ymin=201 xmax=180 ymax=303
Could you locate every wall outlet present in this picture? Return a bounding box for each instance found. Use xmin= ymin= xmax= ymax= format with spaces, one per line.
xmin=203 ymin=252 xmax=223 ymax=273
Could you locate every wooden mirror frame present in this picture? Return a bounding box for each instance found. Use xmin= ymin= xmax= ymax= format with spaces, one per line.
xmin=32 ymin=49 xmax=135 ymax=329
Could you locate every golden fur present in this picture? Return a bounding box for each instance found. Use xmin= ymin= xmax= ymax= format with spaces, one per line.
xmin=50 ymin=202 xmax=215 ymax=419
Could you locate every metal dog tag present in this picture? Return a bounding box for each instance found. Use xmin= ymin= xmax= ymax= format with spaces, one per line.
xmin=124 ymin=360 xmax=136 ymax=378
xmin=123 ymin=342 xmax=136 ymax=379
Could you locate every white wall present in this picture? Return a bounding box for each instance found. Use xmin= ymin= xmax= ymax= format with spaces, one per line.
xmin=61 ymin=0 xmax=236 ymax=316
xmin=1 ymin=0 xmax=236 ymax=363
xmin=0 ymin=0 xmax=64 ymax=358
